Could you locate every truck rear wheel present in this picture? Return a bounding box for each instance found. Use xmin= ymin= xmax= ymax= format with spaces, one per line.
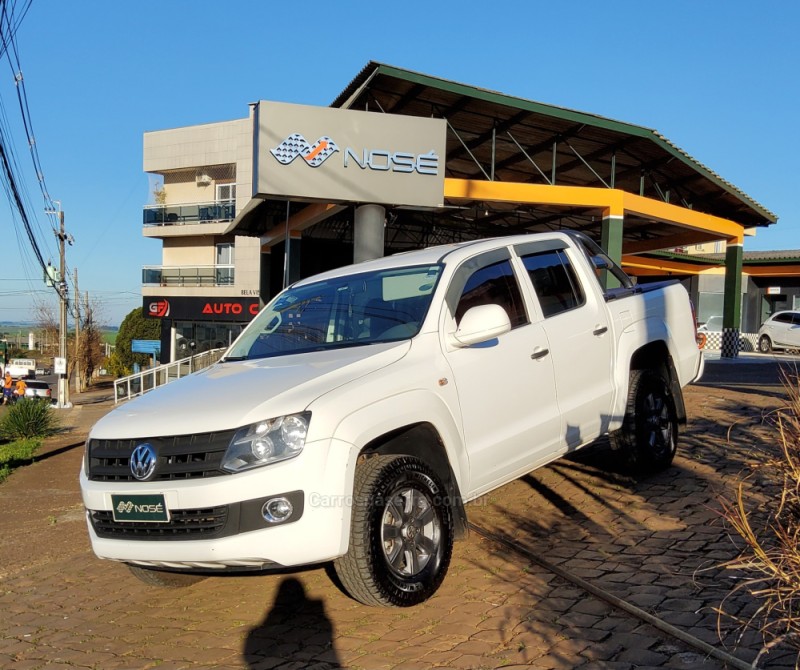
xmin=612 ymin=370 xmax=678 ymax=472
xmin=127 ymin=565 xmax=207 ymax=588
xmin=334 ymin=455 xmax=453 ymax=607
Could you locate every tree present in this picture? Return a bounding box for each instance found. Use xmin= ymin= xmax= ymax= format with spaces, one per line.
xmin=34 ymin=296 xmax=108 ymax=391
xmin=108 ymin=307 xmax=161 ymax=377
xmin=75 ymin=300 xmax=105 ymax=391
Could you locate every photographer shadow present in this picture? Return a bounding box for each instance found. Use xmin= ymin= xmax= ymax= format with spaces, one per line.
xmin=243 ymin=577 xmax=341 ymax=668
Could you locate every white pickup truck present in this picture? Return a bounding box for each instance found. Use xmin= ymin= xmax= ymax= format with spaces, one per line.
xmin=5 ymin=358 xmax=36 ymax=379
xmin=80 ymin=231 xmax=703 ymax=606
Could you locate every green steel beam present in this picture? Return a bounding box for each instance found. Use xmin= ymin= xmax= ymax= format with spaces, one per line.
xmin=601 ymin=216 xmax=624 ymax=290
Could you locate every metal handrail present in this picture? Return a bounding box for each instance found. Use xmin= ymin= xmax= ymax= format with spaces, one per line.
xmin=141 ymin=264 xmax=234 ymax=287
xmin=113 ymin=348 xmax=226 ymax=404
xmin=143 ymin=200 xmax=235 ymax=226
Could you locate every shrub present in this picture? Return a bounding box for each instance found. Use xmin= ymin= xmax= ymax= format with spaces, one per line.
xmin=719 ymin=371 xmax=800 ymax=663
xmin=0 ymin=437 xmax=40 ymax=483
xmin=0 ymin=399 xmax=61 ymax=440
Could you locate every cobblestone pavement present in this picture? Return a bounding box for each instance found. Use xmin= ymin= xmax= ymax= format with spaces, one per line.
xmin=1 ymin=358 xmax=799 ymax=669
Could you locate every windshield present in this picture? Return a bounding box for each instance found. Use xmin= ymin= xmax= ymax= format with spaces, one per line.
xmin=226 ymin=264 xmax=442 ymax=360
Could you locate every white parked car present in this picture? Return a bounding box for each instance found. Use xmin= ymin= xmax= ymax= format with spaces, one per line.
xmin=758 ymin=310 xmax=800 ymax=353
xmin=24 ymin=380 xmax=52 ymax=401
xmin=80 ymin=232 xmax=703 ymax=607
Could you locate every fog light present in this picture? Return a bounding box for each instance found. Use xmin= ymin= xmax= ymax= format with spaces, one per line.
xmin=262 ymin=497 xmax=293 ymax=523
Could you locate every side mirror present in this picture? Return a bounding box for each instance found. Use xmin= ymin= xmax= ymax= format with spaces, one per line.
xmin=453 ymin=304 xmax=511 ymax=347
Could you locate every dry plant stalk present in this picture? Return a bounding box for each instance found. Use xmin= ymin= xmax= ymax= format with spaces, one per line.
xmin=719 ymin=370 xmax=800 ymax=665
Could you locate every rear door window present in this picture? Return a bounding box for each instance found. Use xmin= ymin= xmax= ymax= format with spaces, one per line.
xmin=519 ymin=249 xmax=585 ymax=318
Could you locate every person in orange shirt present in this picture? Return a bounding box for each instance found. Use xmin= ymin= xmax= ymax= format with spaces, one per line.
xmin=13 ymin=378 xmax=27 ymax=401
xmin=3 ymin=371 xmax=12 ymax=405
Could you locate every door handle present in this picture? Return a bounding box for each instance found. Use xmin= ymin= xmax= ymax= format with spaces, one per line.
xmin=531 ymin=348 xmax=550 ymax=360
xmin=593 ymin=325 xmax=608 ymax=336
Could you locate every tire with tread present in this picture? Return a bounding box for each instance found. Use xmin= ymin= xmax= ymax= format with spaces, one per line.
xmin=759 ymin=335 xmax=773 ymax=354
xmin=612 ymin=369 xmax=678 ymax=472
xmin=127 ymin=565 xmax=207 ymax=588
xmin=334 ymin=455 xmax=453 ymax=607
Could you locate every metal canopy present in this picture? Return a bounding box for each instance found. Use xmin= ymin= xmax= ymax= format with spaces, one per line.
xmin=323 ymin=61 xmax=776 ymax=252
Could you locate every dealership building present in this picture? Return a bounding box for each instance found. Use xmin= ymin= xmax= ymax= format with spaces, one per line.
xmin=141 ymin=62 xmax=795 ymax=361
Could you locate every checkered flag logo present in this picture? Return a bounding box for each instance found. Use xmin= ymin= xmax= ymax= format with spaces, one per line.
xmin=270 ymin=133 xmax=340 ymax=167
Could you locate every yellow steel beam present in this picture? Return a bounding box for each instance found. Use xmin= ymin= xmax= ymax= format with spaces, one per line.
xmin=621 ymin=255 xmax=716 ymax=276
xmin=742 ymin=265 xmax=800 ymax=277
xmin=623 ymin=192 xmax=743 ymax=244
xmin=444 ymin=178 xmax=624 ymax=215
xmin=443 ymin=178 xmax=745 ymax=246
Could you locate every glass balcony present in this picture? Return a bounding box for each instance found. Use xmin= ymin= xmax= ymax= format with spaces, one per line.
xmin=142 ymin=265 xmax=235 ymax=287
xmin=143 ymin=200 xmax=235 ymax=226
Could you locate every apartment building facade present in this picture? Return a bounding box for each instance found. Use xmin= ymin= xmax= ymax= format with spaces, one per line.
xmin=142 ymin=115 xmax=264 ymax=361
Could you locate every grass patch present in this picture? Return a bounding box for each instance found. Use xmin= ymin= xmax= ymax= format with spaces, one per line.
xmin=719 ymin=371 xmax=800 ymax=663
xmin=0 ymin=437 xmax=41 ymax=483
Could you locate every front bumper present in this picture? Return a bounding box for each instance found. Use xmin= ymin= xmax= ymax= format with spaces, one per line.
xmin=80 ymin=438 xmax=358 ymax=569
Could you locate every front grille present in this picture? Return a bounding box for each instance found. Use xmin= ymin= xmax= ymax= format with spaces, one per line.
xmin=87 ymin=430 xmax=236 ymax=481
xmin=90 ymin=506 xmax=229 ymax=539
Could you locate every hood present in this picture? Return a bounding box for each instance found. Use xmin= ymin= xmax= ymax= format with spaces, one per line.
xmin=91 ymin=342 xmax=410 ymax=439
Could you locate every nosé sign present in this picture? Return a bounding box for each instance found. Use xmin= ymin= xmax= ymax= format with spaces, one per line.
xmin=255 ymin=101 xmax=446 ymax=208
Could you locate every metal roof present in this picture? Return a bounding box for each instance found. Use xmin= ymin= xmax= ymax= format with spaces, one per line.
xmin=637 ymin=249 xmax=800 ymax=267
xmin=329 ymin=62 xmax=776 ymax=247
xmin=705 ymin=250 xmax=800 ymax=263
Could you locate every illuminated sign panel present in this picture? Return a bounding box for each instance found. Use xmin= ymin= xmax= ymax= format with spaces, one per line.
xmin=143 ymin=297 xmax=261 ymax=322
xmin=255 ymin=101 xmax=446 ymax=208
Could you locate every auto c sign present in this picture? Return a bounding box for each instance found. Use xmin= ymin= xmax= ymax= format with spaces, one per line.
xmin=145 ymin=297 xmax=261 ymax=322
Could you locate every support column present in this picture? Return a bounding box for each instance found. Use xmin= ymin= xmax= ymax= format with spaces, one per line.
xmin=722 ymin=240 xmax=743 ymax=358
xmin=600 ymin=212 xmax=624 ymax=290
xmin=354 ymin=204 xmax=385 ymax=263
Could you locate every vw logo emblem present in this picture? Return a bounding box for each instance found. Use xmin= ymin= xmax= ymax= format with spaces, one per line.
xmin=130 ymin=443 xmax=157 ymax=481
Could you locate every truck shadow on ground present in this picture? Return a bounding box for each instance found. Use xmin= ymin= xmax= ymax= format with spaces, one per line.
xmin=460 ymin=397 xmax=791 ymax=667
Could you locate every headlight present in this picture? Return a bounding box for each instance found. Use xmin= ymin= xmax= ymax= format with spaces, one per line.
xmin=221 ymin=412 xmax=310 ymax=473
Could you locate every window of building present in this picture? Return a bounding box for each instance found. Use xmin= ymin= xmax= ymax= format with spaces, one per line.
xmin=215 ymin=243 xmax=235 ymax=285
xmin=455 ymin=259 xmax=527 ymax=328
xmin=520 ymin=250 xmax=585 ymax=318
xmin=216 ymin=183 xmax=236 ymax=202
xmin=216 ymin=243 xmax=234 ymax=266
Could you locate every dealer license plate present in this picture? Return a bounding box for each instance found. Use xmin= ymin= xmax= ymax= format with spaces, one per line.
xmin=111 ymin=494 xmax=170 ymax=523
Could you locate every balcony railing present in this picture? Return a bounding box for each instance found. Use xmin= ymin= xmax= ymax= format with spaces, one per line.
xmin=142 ymin=265 xmax=234 ymax=287
xmin=143 ymin=200 xmax=235 ymax=226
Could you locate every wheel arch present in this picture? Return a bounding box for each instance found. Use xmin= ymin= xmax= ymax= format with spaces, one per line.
xmin=627 ymin=340 xmax=687 ymax=425
xmin=327 ymin=390 xmax=469 ymax=541
xmin=359 ymin=423 xmax=470 ymax=540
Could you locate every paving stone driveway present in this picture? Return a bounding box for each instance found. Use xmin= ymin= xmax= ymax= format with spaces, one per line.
xmin=1 ymin=357 xmax=798 ymax=669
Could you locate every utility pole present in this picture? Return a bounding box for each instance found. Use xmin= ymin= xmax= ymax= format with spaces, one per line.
xmin=47 ymin=203 xmax=73 ymax=409
xmin=57 ymin=210 xmax=70 ymax=408
xmin=74 ymin=267 xmax=81 ymax=394
xmin=84 ymin=291 xmax=91 ymax=384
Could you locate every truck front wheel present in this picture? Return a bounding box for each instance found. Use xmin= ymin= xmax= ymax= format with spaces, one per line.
xmin=334 ymin=455 xmax=453 ymax=607
xmin=612 ymin=370 xmax=678 ymax=472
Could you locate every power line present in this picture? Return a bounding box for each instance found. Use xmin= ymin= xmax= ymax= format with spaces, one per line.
xmin=0 ymin=0 xmax=65 ymax=308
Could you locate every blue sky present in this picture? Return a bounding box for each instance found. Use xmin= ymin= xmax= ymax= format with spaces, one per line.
xmin=1 ymin=0 xmax=797 ymax=326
